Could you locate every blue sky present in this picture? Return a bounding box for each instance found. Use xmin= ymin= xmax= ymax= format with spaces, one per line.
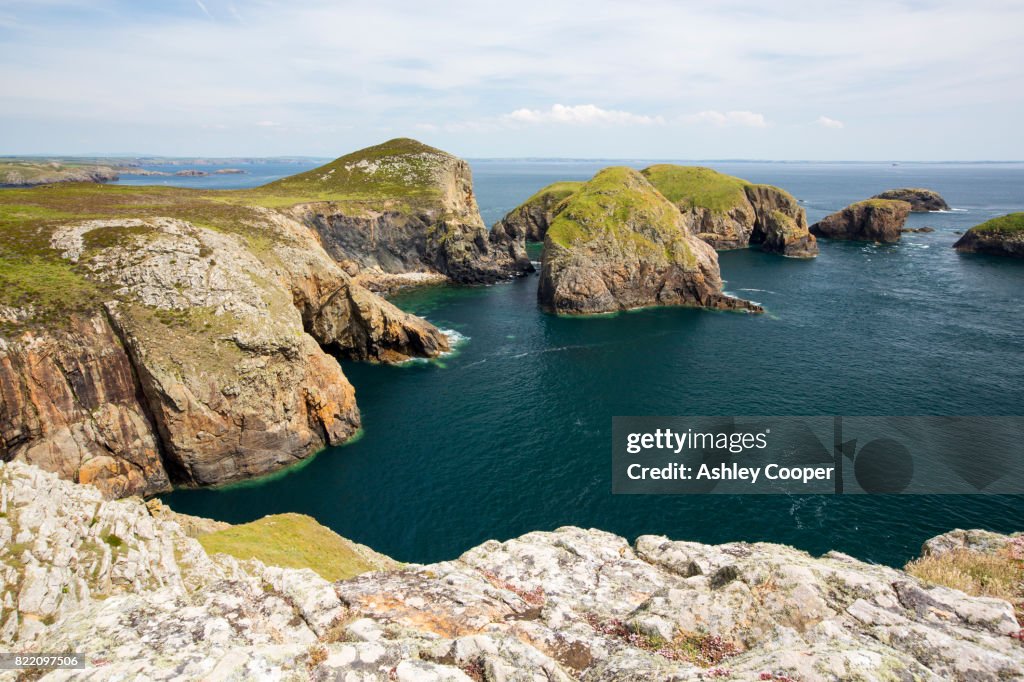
xmin=1 ymin=0 xmax=1022 ymax=160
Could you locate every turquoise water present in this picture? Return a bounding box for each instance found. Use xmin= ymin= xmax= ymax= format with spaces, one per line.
xmin=163 ymin=161 xmax=1024 ymax=568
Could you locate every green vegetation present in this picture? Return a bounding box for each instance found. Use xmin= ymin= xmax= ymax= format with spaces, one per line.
xmin=546 ymin=167 xmax=695 ymax=266
xmin=103 ymin=533 xmax=124 ymax=549
xmin=641 ymin=165 xmax=750 ymax=214
xmin=905 ymin=539 xmax=1024 ymax=620
xmin=197 ymin=513 xmax=385 ymax=581
xmin=522 ymin=180 xmax=583 ymax=208
xmin=966 ymin=212 xmax=1024 ymax=235
xmin=851 ymin=198 xmax=909 ymax=211
xmin=252 ymin=137 xmax=450 ymax=208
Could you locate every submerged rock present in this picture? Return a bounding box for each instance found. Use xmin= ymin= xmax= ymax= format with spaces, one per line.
xmin=873 ymin=187 xmax=950 ymax=212
xmin=953 ymin=213 xmax=1024 ymax=257
xmin=271 ymin=138 xmax=529 ymax=284
xmin=643 ymin=165 xmax=819 ymax=258
xmin=3 ymin=461 xmax=1020 ymax=680
xmin=810 ymin=198 xmax=911 ymax=243
xmin=537 ymin=167 xmax=761 ymax=314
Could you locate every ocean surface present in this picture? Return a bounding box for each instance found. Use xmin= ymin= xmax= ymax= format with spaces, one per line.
xmin=162 ymin=160 xmax=1024 ymax=568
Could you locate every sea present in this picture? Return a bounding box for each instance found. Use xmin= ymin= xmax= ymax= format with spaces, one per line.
xmin=147 ymin=159 xmax=1024 ymax=568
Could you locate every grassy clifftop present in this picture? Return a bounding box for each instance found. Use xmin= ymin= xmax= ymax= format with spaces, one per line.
xmin=254 ymin=137 xmax=455 ymax=207
xmin=967 ymin=212 xmax=1024 ymax=235
xmin=197 ymin=513 xmax=396 ymax=581
xmin=641 ymin=165 xmax=750 ymax=214
xmin=546 ymin=166 xmax=695 ymax=265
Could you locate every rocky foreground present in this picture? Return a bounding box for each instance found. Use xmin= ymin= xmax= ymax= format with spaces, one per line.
xmin=0 ymin=461 xmax=1020 ymax=681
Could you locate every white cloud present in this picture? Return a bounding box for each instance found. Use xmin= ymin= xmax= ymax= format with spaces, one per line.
xmin=193 ymin=0 xmax=211 ymax=18
xmin=816 ymin=115 xmax=844 ymax=129
xmin=502 ymin=104 xmax=663 ymax=126
xmin=255 ymin=120 xmax=280 ymax=127
xmin=682 ymin=111 xmax=768 ymax=128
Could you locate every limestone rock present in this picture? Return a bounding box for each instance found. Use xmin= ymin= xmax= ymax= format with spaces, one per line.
xmin=953 ymin=213 xmax=1024 ymax=257
xmin=810 ymin=199 xmax=912 ymax=243
xmin=873 ymin=188 xmax=950 ymax=212
xmin=536 ymin=167 xmax=761 ymax=314
xmin=1 ymin=462 xmax=1020 ymax=680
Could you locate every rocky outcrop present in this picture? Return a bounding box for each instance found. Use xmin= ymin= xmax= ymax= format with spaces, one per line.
xmin=491 ymin=181 xmax=583 ymax=243
xmin=538 ymin=167 xmax=761 ymax=315
xmin=873 ymin=188 xmax=950 ymax=212
xmin=1 ymin=198 xmax=449 ymax=496
xmin=274 ymin=139 xmax=530 ymax=284
xmin=953 ymin=213 xmax=1024 ymax=257
xmin=643 ymin=165 xmax=819 ymax=258
xmin=2 ymin=462 xmax=1021 ymax=680
xmin=810 ymin=199 xmax=912 ymax=243
xmin=0 ymin=162 xmax=119 ymax=187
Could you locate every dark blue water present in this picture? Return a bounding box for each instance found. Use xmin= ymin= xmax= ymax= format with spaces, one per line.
xmin=164 ymin=161 xmax=1024 ymax=568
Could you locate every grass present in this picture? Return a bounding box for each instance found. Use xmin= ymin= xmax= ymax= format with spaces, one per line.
xmin=545 ymin=167 xmax=695 ymax=266
xmin=521 ymin=180 xmax=584 ymax=208
xmin=905 ymin=537 xmax=1024 ymax=621
xmin=967 ymin=212 xmax=1024 ymax=236
xmin=252 ymin=137 xmax=450 ymax=208
xmin=641 ymin=165 xmax=751 ymax=214
xmin=197 ymin=512 xmax=386 ymax=581
xmin=851 ymin=198 xmax=909 ymax=211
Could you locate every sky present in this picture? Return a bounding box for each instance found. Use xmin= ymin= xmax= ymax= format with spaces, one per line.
xmin=1 ymin=0 xmax=1022 ymax=160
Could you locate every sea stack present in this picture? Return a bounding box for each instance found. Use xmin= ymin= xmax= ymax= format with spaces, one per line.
xmin=872 ymin=188 xmax=950 ymax=212
xmin=537 ymin=167 xmax=761 ymax=315
xmin=810 ymin=198 xmax=911 ymax=243
xmin=953 ymin=213 xmax=1024 ymax=257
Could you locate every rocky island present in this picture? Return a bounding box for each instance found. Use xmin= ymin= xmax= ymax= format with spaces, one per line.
xmin=810 ymin=198 xmax=912 ymax=243
xmin=0 ymin=461 xmax=1020 ymax=680
xmin=872 ymin=187 xmax=950 ymax=212
xmin=642 ymin=165 xmax=818 ymax=258
xmin=0 ymin=145 xmax=459 ymax=498
xmin=537 ymin=167 xmax=761 ymax=314
xmin=494 ymin=166 xmax=818 ymax=259
xmin=953 ymin=212 xmax=1024 ymax=257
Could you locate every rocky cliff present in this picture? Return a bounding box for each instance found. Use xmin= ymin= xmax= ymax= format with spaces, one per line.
xmin=810 ymin=199 xmax=911 ymax=243
xmin=953 ymin=213 xmax=1024 ymax=257
xmin=872 ymin=188 xmax=950 ymax=212
xmin=491 ymin=181 xmax=584 ymax=244
xmin=263 ymin=138 xmax=530 ymax=285
xmin=642 ymin=166 xmax=819 ymax=258
xmin=1 ymin=461 xmax=1020 ymax=681
xmin=0 ymin=179 xmax=449 ymax=497
xmin=537 ymin=168 xmax=761 ymax=315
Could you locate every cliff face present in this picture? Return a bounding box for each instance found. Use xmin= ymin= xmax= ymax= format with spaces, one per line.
xmin=537 ymin=168 xmax=761 ymax=315
xmin=491 ymin=180 xmax=583 ymax=243
xmin=0 ymin=182 xmax=450 ymax=497
xmin=873 ymin=188 xmax=950 ymax=212
xmin=3 ymin=462 xmax=1021 ymax=681
xmin=953 ymin=213 xmax=1024 ymax=258
xmin=810 ymin=199 xmax=911 ymax=243
xmin=269 ymin=139 xmax=529 ymax=284
xmin=642 ymin=165 xmax=819 ymax=258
